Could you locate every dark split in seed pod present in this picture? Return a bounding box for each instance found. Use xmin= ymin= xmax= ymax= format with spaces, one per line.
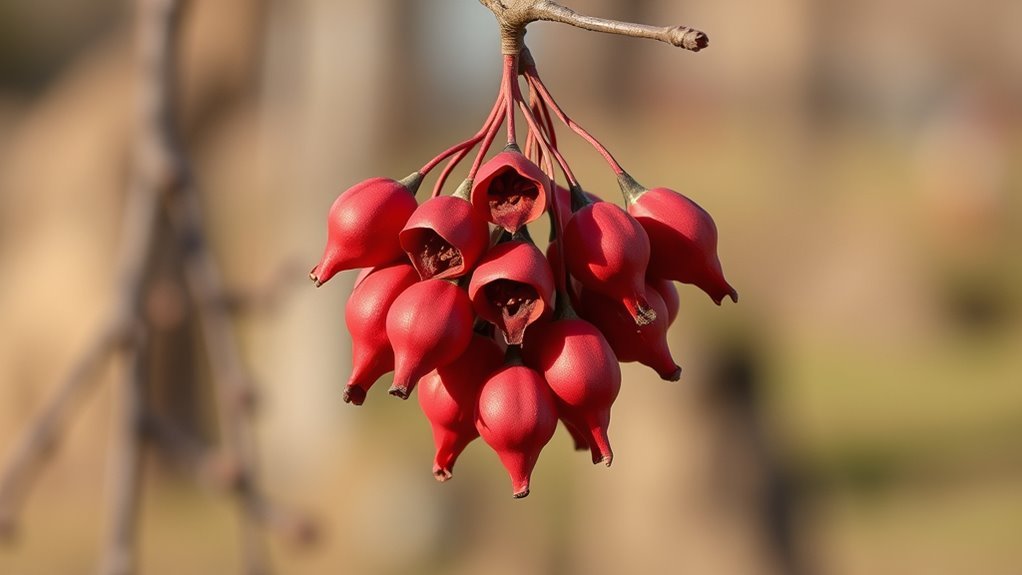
xmin=472 ymin=148 xmax=550 ymax=235
xmin=468 ymin=241 xmax=555 ymax=346
xmin=400 ymin=180 xmax=490 ymax=281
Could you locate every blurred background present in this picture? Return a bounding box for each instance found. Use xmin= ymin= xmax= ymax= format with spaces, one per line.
xmin=1 ymin=0 xmax=1021 ymax=573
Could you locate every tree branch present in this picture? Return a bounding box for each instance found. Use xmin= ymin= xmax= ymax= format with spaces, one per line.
xmin=100 ymin=331 xmax=148 ymax=575
xmin=0 ymin=1 xmax=293 ymax=572
xmin=531 ymin=0 xmax=708 ymax=52
xmin=0 ymin=327 xmax=120 ymax=538
xmin=477 ymin=0 xmax=708 ymax=53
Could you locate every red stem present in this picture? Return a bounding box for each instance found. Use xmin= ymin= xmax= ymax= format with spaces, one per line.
xmin=502 ymin=54 xmax=518 ymax=146
xmin=524 ymin=65 xmax=624 ymax=175
xmin=517 ymin=78 xmax=578 ymax=188
xmin=467 ymin=93 xmax=507 ymax=182
xmin=511 ymin=77 xmax=572 ymax=238
xmin=538 ymin=91 xmax=558 ymax=150
xmin=525 ymin=91 xmax=544 ymax=166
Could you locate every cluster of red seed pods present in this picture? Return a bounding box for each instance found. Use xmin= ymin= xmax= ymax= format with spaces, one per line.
xmin=311 ymin=49 xmax=736 ymax=498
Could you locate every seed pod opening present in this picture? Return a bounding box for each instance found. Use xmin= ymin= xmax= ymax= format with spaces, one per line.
xmin=400 ymin=195 xmax=489 ymax=280
xmin=472 ymin=151 xmax=549 ymax=234
xmin=469 ymin=241 xmax=555 ymax=346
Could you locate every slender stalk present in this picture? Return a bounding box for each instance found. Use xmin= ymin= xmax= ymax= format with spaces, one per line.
xmin=467 ymin=94 xmax=507 ymax=181
xmin=524 ymin=64 xmax=624 ymax=175
xmin=524 ymin=88 xmax=543 ymax=165
xmin=503 ymin=55 xmax=519 ymax=146
xmin=512 ymin=81 xmax=562 ymax=238
xmin=536 ymin=85 xmax=557 ymax=150
xmin=514 ymin=73 xmax=578 ymax=187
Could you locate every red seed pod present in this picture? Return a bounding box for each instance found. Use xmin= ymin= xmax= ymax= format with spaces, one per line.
xmin=563 ymin=202 xmax=655 ymax=326
xmin=552 ymin=184 xmax=602 ymax=231
xmin=400 ymin=195 xmax=489 ymax=280
xmin=386 ymin=279 xmax=474 ymax=399
xmin=310 ymin=175 xmax=420 ymax=287
xmin=417 ymin=335 xmax=504 ymax=481
xmin=623 ymin=182 xmax=738 ymax=305
xmin=524 ymin=318 xmax=621 ymax=465
xmin=472 ymin=150 xmax=549 ymax=234
xmin=476 ymin=362 xmax=558 ymax=498
xmin=343 ymin=262 xmax=420 ymax=405
xmin=468 ymin=241 xmax=555 ymax=346
xmin=578 ymin=284 xmax=681 ymax=382
xmin=649 ymin=278 xmax=680 ymax=327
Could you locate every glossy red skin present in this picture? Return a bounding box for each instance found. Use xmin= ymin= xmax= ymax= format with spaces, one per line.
xmin=468 ymin=241 xmax=555 ymax=345
xmin=475 ymin=364 xmax=558 ymax=498
xmin=417 ymin=335 xmax=504 ymax=481
xmin=311 ymin=177 xmax=418 ymax=286
xmin=343 ymin=263 xmax=420 ymax=405
xmin=386 ymin=280 xmax=474 ymax=399
xmin=578 ymin=284 xmax=681 ymax=382
xmin=524 ymin=319 xmax=621 ymax=465
xmin=627 ymin=187 xmax=738 ymax=305
xmin=649 ymin=278 xmax=680 ymax=327
xmin=563 ymin=202 xmax=654 ymax=325
xmin=471 ymin=151 xmax=550 ymax=234
xmin=400 ymin=195 xmax=489 ymax=280
xmin=552 ymin=185 xmax=603 ymax=240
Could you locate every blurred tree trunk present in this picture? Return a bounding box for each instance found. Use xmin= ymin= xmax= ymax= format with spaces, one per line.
xmin=0 ymin=0 xmax=267 ymax=469
xmin=254 ymin=0 xmax=404 ymax=477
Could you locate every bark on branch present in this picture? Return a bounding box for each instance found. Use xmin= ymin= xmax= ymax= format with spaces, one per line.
xmin=478 ymin=0 xmax=708 ymax=54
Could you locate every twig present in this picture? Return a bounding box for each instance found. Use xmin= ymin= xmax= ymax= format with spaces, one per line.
xmin=0 ymin=0 xmax=292 ymax=571
xmin=530 ymin=1 xmax=708 ymax=52
xmin=144 ymin=416 xmax=317 ymax=548
xmin=100 ymin=331 xmax=148 ymax=575
xmin=138 ymin=0 xmax=271 ymax=563
xmin=477 ymin=0 xmax=708 ymax=54
xmin=0 ymin=327 xmax=120 ymax=537
xmin=0 ymin=0 xmax=177 ymax=538
xmin=168 ymin=186 xmax=272 ymax=574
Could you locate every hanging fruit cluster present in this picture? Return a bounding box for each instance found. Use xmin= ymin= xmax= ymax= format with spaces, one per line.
xmin=311 ymin=42 xmax=735 ymax=498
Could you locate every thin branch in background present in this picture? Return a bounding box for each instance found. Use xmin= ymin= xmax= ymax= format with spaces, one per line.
xmin=0 ymin=0 xmax=310 ymax=571
xmin=100 ymin=330 xmax=148 ymax=575
xmin=0 ymin=327 xmax=120 ymax=538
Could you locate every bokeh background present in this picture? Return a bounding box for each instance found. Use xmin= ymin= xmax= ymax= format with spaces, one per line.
xmin=2 ymin=0 xmax=1021 ymax=573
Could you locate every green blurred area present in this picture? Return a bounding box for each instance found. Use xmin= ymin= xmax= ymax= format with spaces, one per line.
xmin=1 ymin=0 xmax=1021 ymax=574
